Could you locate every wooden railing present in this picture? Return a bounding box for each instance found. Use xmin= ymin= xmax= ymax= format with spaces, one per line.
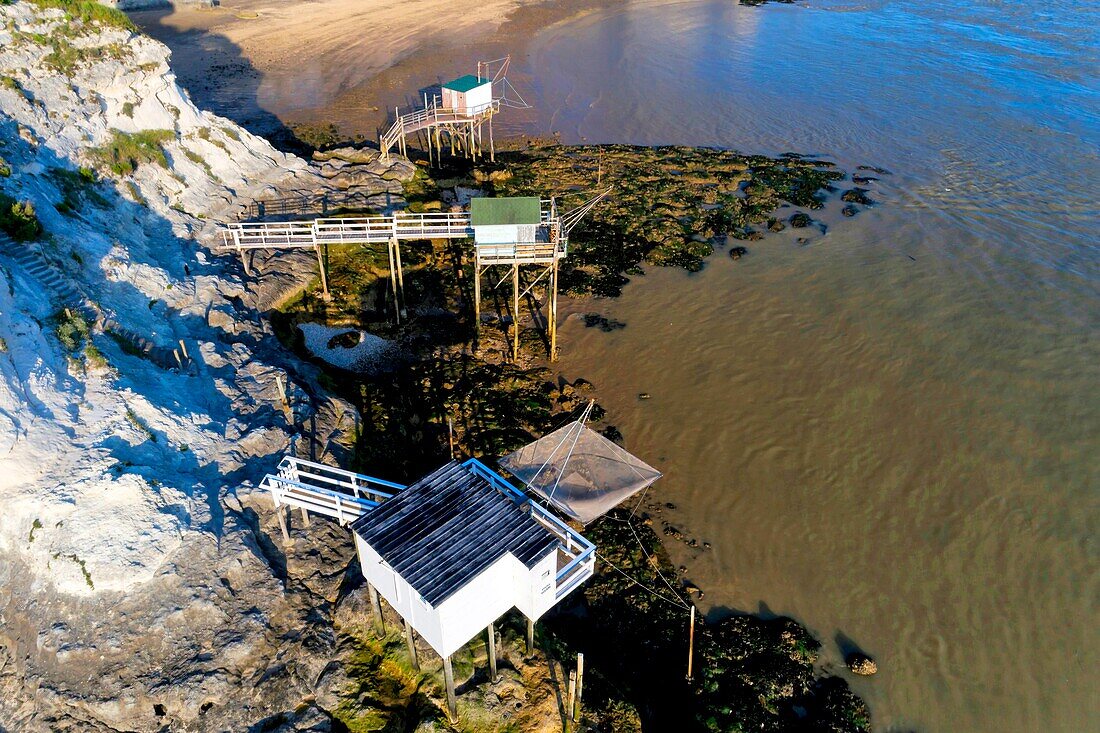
xmin=219 ymin=212 xmax=474 ymax=251
xmin=475 ymin=240 xmax=564 ymax=263
xmin=463 ymin=458 xmax=595 ymax=599
xmin=380 ymin=98 xmax=501 ymax=158
xmin=261 ymin=456 xmax=405 ymax=525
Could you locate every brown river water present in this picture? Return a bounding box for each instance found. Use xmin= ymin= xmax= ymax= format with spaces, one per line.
xmin=139 ymin=0 xmax=1098 ymax=730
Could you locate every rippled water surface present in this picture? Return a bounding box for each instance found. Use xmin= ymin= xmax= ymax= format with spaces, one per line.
xmin=524 ymin=1 xmax=1098 ymax=731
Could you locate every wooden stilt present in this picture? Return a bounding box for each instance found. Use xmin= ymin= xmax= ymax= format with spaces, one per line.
xmin=473 ymin=261 xmax=481 ymax=328
xmin=487 ymin=623 xmax=498 ymax=681
xmin=314 ymin=244 xmax=330 ymax=301
xmin=404 ymin=620 xmax=420 ymax=671
xmin=275 ymin=501 xmax=290 ymax=543
xmin=550 ymin=259 xmax=559 ymax=360
xmin=565 ymin=670 xmax=577 ymax=733
xmin=489 ymin=114 xmax=495 ymax=163
xmin=574 ymin=653 xmax=584 ymax=722
xmin=393 ymin=237 xmax=405 ymax=319
xmin=300 ymin=506 xmax=310 ymax=528
xmin=387 ymin=240 xmax=401 ymax=324
xmin=368 ymin=582 xmax=385 ymax=634
xmin=526 ymin=617 xmax=535 ymax=653
xmin=512 ymin=264 xmax=519 ymax=359
xmin=443 ymin=655 xmax=457 ymax=720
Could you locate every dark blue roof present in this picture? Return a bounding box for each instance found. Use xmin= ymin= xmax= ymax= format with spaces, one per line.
xmin=350 ymin=460 xmax=558 ymax=606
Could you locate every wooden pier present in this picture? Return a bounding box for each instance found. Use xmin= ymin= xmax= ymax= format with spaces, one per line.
xmin=217 ymin=189 xmax=608 ymax=359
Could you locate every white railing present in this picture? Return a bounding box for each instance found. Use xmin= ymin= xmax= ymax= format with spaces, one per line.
xmin=220 ymin=221 xmax=317 ymax=250
xmin=219 ymin=212 xmax=474 ymax=251
xmin=261 ymin=456 xmax=405 ymax=525
xmin=380 ymin=98 xmax=502 ymax=158
xmin=528 ymin=502 xmax=596 ymax=600
xmin=464 ymin=458 xmax=595 ymax=600
xmin=475 ymin=241 xmax=563 ymax=263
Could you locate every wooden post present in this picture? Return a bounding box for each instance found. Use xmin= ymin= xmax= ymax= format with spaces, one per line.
xmin=686 ymin=605 xmax=696 ymax=682
xmin=275 ymin=501 xmax=290 ymax=543
xmin=447 ymin=417 xmax=455 ymax=460
xmin=393 ymin=237 xmax=405 ymax=319
xmin=178 ymin=339 xmax=189 ymax=360
xmin=550 ymin=259 xmax=559 ymax=361
xmin=314 ymin=244 xmax=330 ymax=301
xmin=404 ymin=620 xmax=420 ymax=671
xmin=473 ymin=261 xmax=481 ymax=328
xmin=574 ymin=652 xmax=584 ymax=722
xmin=387 ymin=240 xmax=401 ymax=324
xmin=487 ymin=623 xmax=498 ymax=681
xmin=368 ymin=582 xmax=385 ymax=634
xmin=526 ymin=616 xmax=535 ymax=653
xmin=565 ymin=669 xmax=577 ymax=733
xmin=512 ymin=264 xmax=520 ymax=359
xmin=443 ymin=655 xmax=457 ymax=720
xmin=489 ymin=113 xmax=495 ymax=163
xmin=300 ymin=506 xmax=311 ymax=528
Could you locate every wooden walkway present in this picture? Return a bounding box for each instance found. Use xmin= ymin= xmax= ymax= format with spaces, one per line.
xmin=380 ymin=99 xmax=500 ymax=161
xmin=260 ymin=456 xmax=405 ymax=536
xmin=220 ymin=212 xmax=474 ymax=251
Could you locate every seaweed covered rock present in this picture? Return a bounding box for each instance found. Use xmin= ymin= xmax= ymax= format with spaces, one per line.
xmin=847 ymin=653 xmax=878 ymax=676
xmin=490 ymin=144 xmax=845 ymax=295
xmin=841 ymin=188 xmax=875 ymax=206
xmin=546 ymin=512 xmax=872 ymax=732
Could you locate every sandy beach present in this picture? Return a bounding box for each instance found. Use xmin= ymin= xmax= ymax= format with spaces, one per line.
xmin=133 ymin=0 xmax=581 ymax=141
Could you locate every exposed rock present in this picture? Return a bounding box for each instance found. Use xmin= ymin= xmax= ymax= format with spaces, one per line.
xmin=843 ymin=204 xmax=859 ymax=217
xmin=847 ymin=653 xmax=879 ymax=676
xmin=789 ymin=211 xmax=813 ymax=228
xmin=0 ymin=4 xmax=411 ymax=731
xmin=842 ymin=187 xmax=875 ymax=206
xmin=729 ymin=245 xmax=748 ymax=259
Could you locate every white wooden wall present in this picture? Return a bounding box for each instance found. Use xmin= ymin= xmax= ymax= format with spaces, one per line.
xmin=464 ymin=82 xmax=493 ymax=114
xmin=355 ymin=532 xmax=559 ymax=658
xmin=474 ymin=223 xmax=538 ymax=245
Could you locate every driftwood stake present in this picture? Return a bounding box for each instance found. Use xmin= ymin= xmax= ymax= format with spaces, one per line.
xmin=565 ymin=669 xmax=577 ymax=733
xmin=574 ymin=652 xmax=584 ymax=722
xmin=687 ymin=605 xmax=696 ymax=682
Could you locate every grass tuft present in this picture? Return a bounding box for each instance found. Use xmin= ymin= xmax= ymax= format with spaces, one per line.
xmin=90 ymin=129 xmax=175 ymax=176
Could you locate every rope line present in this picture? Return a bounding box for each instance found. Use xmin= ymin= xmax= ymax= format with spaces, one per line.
xmin=596 ymin=551 xmax=691 ymax=610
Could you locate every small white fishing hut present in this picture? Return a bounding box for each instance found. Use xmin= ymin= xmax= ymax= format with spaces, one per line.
xmin=379 ymin=57 xmax=529 ymax=165
xmin=441 ymin=74 xmax=493 ymax=115
xmin=258 ymin=421 xmax=660 ymax=720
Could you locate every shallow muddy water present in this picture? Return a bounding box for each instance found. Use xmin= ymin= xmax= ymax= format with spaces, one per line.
xmin=141 ymin=0 xmax=1098 ymax=729
xmin=532 ymin=1 xmax=1098 ymax=731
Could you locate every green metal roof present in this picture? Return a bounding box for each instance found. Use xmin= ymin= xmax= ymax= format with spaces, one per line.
xmin=442 ymin=74 xmax=489 ymax=93
xmin=470 ymin=197 xmax=542 ymax=227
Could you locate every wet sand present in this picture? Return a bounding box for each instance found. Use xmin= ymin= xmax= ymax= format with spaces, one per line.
xmin=133 ymin=0 xmax=606 ymax=141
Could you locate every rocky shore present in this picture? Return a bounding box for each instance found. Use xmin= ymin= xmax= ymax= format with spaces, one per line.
xmin=0 ymin=1 xmax=872 ymax=731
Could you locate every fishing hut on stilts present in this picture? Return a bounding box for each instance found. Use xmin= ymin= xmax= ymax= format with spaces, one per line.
xmin=379 ymin=57 xmax=528 ymax=166
xmin=470 ymin=189 xmax=610 ymax=359
xmin=216 ymin=189 xmax=610 ymax=359
xmin=255 ymin=401 xmax=664 ymax=721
